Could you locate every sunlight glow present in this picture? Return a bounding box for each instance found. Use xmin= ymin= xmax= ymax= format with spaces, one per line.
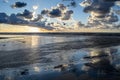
xmin=34 ymin=66 xmax=40 ymax=72
xmin=0 ymin=24 xmax=47 ymax=32
xmin=29 ymin=27 xmax=40 ymax=32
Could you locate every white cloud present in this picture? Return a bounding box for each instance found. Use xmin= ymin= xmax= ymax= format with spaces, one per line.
xmin=33 ymin=5 xmax=38 ymax=10
xmin=3 ymin=0 xmax=8 ymax=3
xmin=115 ymin=1 xmax=120 ymax=6
xmin=80 ymin=0 xmax=92 ymax=7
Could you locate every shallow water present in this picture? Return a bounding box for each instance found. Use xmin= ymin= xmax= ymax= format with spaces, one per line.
xmin=0 ymin=34 xmax=120 ymax=80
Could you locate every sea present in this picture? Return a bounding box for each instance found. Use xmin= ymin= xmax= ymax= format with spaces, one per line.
xmin=0 ymin=33 xmax=120 ymax=80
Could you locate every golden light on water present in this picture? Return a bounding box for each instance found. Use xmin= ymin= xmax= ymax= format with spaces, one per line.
xmin=34 ymin=66 xmax=40 ymax=72
xmin=31 ymin=36 xmax=39 ymax=47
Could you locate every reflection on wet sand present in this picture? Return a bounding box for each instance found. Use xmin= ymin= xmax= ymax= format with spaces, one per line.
xmin=0 ymin=35 xmax=120 ymax=80
xmin=0 ymin=36 xmax=32 ymax=51
xmin=82 ymin=48 xmax=120 ymax=79
xmin=51 ymin=48 xmax=120 ymax=80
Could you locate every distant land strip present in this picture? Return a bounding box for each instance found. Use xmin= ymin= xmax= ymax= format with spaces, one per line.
xmin=0 ymin=32 xmax=120 ymax=36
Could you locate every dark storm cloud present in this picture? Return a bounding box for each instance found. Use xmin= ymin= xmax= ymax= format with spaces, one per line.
xmin=70 ymin=1 xmax=76 ymax=7
xmin=41 ymin=9 xmax=49 ymax=15
xmin=11 ymin=2 xmax=27 ymax=8
xmin=82 ymin=0 xmax=118 ymax=16
xmin=49 ymin=9 xmax=62 ymax=18
xmin=41 ymin=4 xmax=73 ymax=20
xmin=62 ymin=0 xmax=77 ymax=7
xmin=17 ymin=9 xmax=33 ymax=19
xmin=83 ymin=0 xmax=115 ymax=17
xmin=67 ymin=1 xmax=77 ymax=7
xmin=8 ymin=14 xmax=28 ymax=24
xmin=87 ymin=12 xmax=119 ymax=28
xmin=0 ymin=10 xmax=54 ymax=30
xmin=0 ymin=12 xmax=28 ymax=24
xmin=0 ymin=13 xmax=9 ymax=23
xmin=80 ymin=0 xmax=119 ymax=28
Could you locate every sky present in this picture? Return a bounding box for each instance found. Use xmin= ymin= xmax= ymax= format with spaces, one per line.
xmin=0 ymin=0 xmax=120 ymax=32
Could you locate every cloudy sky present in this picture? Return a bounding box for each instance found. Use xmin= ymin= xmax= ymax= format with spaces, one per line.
xmin=0 ymin=0 xmax=120 ymax=32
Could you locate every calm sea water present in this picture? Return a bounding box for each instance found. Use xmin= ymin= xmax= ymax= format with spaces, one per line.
xmin=0 ymin=34 xmax=120 ymax=80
